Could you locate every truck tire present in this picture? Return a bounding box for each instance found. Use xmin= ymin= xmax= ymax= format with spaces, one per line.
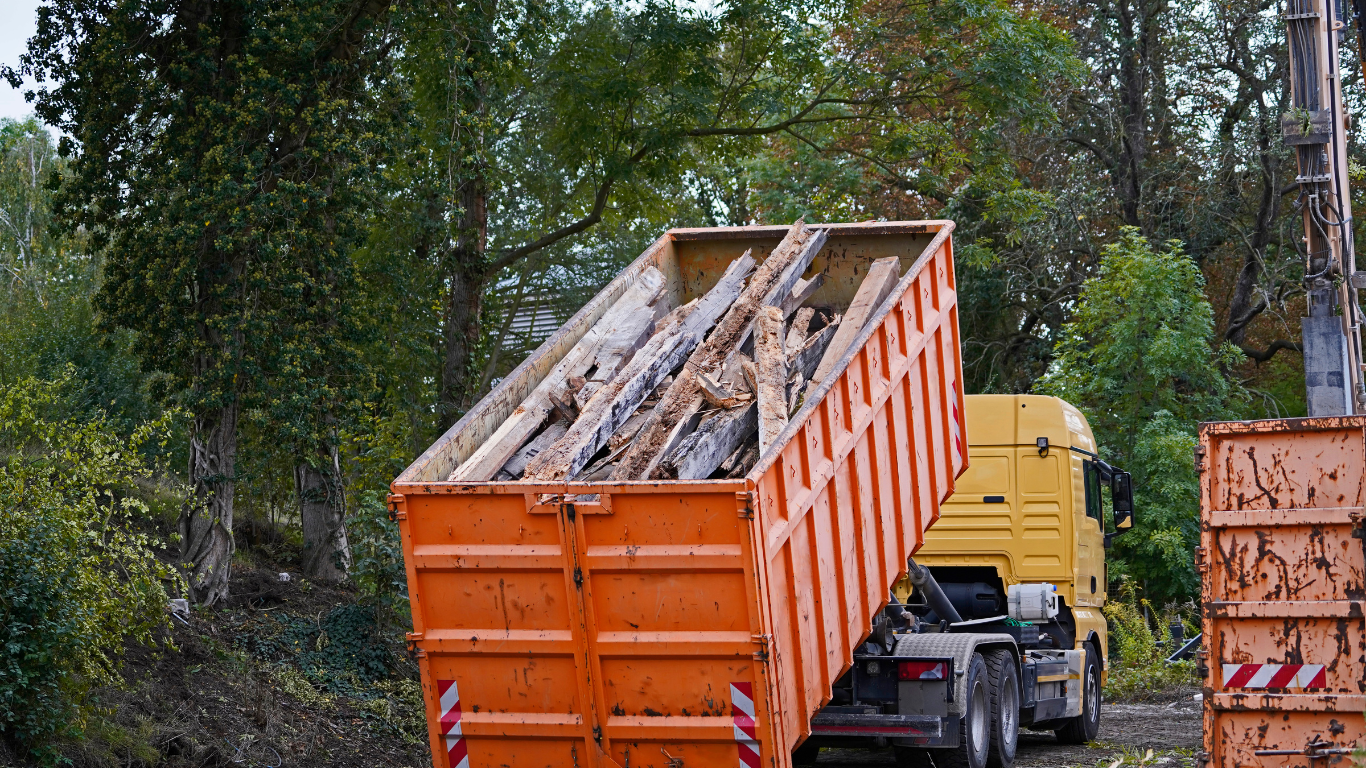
xmin=936 ymin=652 xmax=990 ymax=768
xmin=983 ymin=649 xmax=1019 ymax=768
xmin=1054 ymin=641 xmax=1100 ymax=744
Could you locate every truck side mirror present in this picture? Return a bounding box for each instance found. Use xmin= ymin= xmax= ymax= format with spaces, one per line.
xmin=1111 ymin=472 xmax=1134 ymax=531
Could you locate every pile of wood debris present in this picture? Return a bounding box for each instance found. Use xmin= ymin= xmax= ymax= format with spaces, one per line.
xmin=449 ymin=220 xmax=902 ymax=483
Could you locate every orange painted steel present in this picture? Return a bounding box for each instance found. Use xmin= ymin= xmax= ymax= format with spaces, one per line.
xmin=1199 ymin=417 xmax=1366 ymax=767
xmin=392 ymin=221 xmax=967 ymax=768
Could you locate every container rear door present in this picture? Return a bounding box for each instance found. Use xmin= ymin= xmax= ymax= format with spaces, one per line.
xmin=1200 ymin=418 xmax=1366 ymax=767
xmin=398 ymin=485 xmax=774 ymax=768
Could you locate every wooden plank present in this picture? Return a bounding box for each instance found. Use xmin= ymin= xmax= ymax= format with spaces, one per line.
xmin=523 ymin=329 xmax=696 ymax=481
xmin=755 ymin=306 xmax=789 ymax=454
xmin=448 ymin=266 xmax=666 ymax=481
xmin=785 ymin=307 xmax=815 ymax=355
xmin=779 ymin=273 xmax=825 ymax=316
xmin=525 ymin=255 xmax=753 ymax=481
xmin=696 ymin=369 xmax=749 ymax=408
xmin=792 ymin=321 xmax=838 ymax=381
xmin=494 ymin=422 xmax=569 ymax=481
xmin=658 ymin=403 xmax=758 ymax=480
xmin=575 ymin=304 xmax=658 ymax=408
xmin=737 ymin=229 xmax=828 ymax=358
xmin=612 ymin=223 xmax=822 ymax=480
xmin=810 ymin=257 xmax=901 ymax=386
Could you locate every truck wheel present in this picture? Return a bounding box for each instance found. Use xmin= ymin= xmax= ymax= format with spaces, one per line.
xmin=1054 ymin=641 xmax=1101 ymax=744
xmin=936 ymin=652 xmax=990 ymax=768
xmin=983 ymin=650 xmax=1019 ymax=768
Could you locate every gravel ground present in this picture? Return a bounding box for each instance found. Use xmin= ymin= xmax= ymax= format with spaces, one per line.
xmin=808 ymin=699 xmax=1203 ymax=767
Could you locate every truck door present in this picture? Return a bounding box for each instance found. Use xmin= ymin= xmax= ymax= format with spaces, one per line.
xmin=1074 ymin=457 xmax=1106 ymax=607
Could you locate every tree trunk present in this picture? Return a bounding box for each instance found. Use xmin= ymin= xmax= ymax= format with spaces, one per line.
xmin=182 ymin=400 xmax=239 ymax=606
xmin=295 ymin=450 xmax=351 ymax=583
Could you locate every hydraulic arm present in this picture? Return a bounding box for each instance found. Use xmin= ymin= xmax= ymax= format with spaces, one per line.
xmin=1285 ymin=0 xmax=1366 ymax=414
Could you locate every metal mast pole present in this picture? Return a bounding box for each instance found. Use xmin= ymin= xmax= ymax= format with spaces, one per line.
xmin=1285 ymin=0 xmax=1365 ymax=415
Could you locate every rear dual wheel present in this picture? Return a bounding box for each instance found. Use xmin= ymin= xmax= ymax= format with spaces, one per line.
xmin=895 ymin=650 xmax=1018 ymax=768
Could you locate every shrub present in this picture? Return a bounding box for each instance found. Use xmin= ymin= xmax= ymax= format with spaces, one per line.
xmin=0 ymin=373 xmax=184 ymax=754
xmin=1103 ymin=580 xmax=1197 ymax=701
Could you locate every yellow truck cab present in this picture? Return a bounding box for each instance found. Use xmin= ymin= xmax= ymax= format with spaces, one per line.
xmin=913 ymin=394 xmax=1111 ymax=677
xmin=801 ymin=394 xmax=1135 ymax=768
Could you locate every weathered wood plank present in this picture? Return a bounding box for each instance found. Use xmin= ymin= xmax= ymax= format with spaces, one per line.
xmin=448 ymin=266 xmax=666 ymax=481
xmin=494 ymin=422 xmax=569 ymax=481
xmin=526 ymin=255 xmax=753 ymax=481
xmin=575 ymin=304 xmax=658 ymax=408
xmin=755 ymin=306 xmax=789 ymax=454
xmin=658 ymin=403 xmax=758 ymax=480
xmin=810 ymin=257 xmax=901 ymax=386
xmin=785 ymin=307 xmax=815 ymax=355
xmin=696 ymin=369 xmax=750 ymax=408
xmin=792 ymin=320 xmax=838 ymax=381
xmin=613 ymin=223 xmax=823 ymax=480
xmin=780 ymin=273 xmax=825 ymax=316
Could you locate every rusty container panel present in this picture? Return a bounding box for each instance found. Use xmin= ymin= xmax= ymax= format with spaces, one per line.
xmin=1199 ymin=417 xmax=1366 ymax=767
xmin=391 ymin=221 xmax=967 ymax=768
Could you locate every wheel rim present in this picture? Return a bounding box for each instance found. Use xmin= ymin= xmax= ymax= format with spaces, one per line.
xmin=1086 ymin=663 xmax=1099 ymax=724
xmin=1002 ymin=670 xmax=1018 ymax=745
xmin=969 ymin=680 xmax=988 ymax=751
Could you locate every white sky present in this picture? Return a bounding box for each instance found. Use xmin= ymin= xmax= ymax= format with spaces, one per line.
xmin=0 ymin=0 xmax=41 ymax=123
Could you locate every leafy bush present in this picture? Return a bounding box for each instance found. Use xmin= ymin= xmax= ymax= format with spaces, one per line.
xmin=0 ymin=373 xmax=183 ymax=753
xmin=1040 ymin=229 xmax=1247 ymax=604
xmin=235 ymin=603 xmax=396 ymax=695
xmin=1103 ymin=581 xmax=1197 ymax=701
xmin=348 ymin=489 xmax=408 ymax=626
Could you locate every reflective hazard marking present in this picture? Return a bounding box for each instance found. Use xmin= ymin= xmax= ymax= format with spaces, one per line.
xmin=731 ymin=681 xmax=760 ymax=768
xmin=949 ymin=380 xmax=964 ymax=470
xmin=437 ymin=680 xmax=469 ymax=768
xmin=1222 ymin=663 xmax=1326 ymax=689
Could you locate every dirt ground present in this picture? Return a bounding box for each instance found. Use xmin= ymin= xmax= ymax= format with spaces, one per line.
xmin=810 ymin=698 xmax=1204 ymax=767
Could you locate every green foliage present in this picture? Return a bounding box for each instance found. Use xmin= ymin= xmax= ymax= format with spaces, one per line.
xmin=0 ymin=373 xmax=183 ymax=752
xmin=1102 ymin=582 xmax=1197 ymax=701
xmin=1041 ymin=229 xmax=1247 ymax=603
xmin=348 ymin=491 xmax=408 ymax=627
xmin=234 ymin=603 xmax=396 ymax=695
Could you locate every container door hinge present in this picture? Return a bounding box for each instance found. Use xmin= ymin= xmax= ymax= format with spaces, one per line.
xmin=737 ymin=491 xmax=755 ymax=519
xmin=1194 ymin=546 xmax=1209 ymax=573
xmin=573 ymin=568 xmax=584 ymax=587
xmin=1193 ymin=445 xmax=1207 ymax=472
xmin=1196 ymin=649 xmax=1209 ymax=679
xmin=592 ymin=725 xmax=603 ymax=744
xmin=387 ymin=493 xmax=406 ymax=520
xmin=752 ymin=633 xmax=772 ymax=661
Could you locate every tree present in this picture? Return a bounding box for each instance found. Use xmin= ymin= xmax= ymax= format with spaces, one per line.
xmin=376 ymin=0 xmax=1082 ymax=427
xmin=10 ymin=0 xmax=394 ymax=602
xmin=1039 ymin=229 xmax=1246 ymax=602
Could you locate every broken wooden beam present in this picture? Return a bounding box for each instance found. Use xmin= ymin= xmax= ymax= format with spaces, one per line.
xmin=493 ymin=422 xmax=569 ymax=481
xmin=809 ymin=257 xmax=901 ymax=387
xmin=575 ymin=303 xmax=658 ymax=408
xmin=658 ymin=403 xmax=757 ymax=480
xmin=779 ymin=273 xmax=825 ymax=316
xmin=755 ymin=306 xmax=789 ymax=455
xmin=448 ymin=266 xmax=666 ymax=481
xmin=524 ymin=254 xmax=755 ymax=481
xmin=611 ymin=223 xmax=825 ymax=481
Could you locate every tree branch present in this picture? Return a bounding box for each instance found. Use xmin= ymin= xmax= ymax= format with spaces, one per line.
xmin=1240 ymin=339 xmax=1302 ymax=363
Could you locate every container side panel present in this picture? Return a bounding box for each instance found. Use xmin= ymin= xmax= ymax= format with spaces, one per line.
xmin=754 ymin=231 xmax=965 ymax=759
xmin=1201 ymin=418 xmax=1366 ymax=768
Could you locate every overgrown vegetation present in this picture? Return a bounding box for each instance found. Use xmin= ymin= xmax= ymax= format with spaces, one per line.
xmin=1102 ymin=581 xmax=1199 ymax=702
xmin=0 ymin=373 xmax=182 ymax=753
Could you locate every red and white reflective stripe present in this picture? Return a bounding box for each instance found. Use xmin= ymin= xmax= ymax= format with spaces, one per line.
xmin=1222 ymin=663 xmax=1326 ymax=689
xmin=731 ymin=682 xmax=760 ymax=768
xmin=948 ymin=380 xmax=964 ymax=469
xmin=437 ymin=680 xmax=469 ymax=768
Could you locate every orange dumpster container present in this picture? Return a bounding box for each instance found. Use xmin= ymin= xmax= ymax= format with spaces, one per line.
xmin=1198 ymin=416 xmax=1366 ymax=767
xmin=391 ymin=221 xmax=968 ymax=768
